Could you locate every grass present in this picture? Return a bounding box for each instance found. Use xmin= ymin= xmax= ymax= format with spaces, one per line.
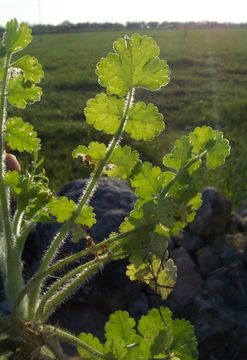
xmin=10 ymin=28 xmax=247 ymax=207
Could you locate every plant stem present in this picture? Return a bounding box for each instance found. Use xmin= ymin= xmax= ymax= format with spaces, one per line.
xmin=12 ymin=207 xmax=25 ymax=238
xmin=28 ymin=88 xmax=135 ymax=318
xmin=41 ymin=253 xmax=111 ymax=322
xmin=0 ymin=53 xmax=27 ymax=317
xmin=46 ymin=325 xmax=107 ymax=359
xmin=13 ymin=225 xmax=150 ymax=315
xmin=35 ymin=253 xmax=113 ymax=319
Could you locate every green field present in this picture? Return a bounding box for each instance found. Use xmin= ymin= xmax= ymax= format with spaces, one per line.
xmin=12 ymin=28 xmax=247 ymax=206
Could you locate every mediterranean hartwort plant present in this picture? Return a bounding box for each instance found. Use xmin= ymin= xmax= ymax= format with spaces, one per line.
xmin=0 ymin=20 xmax=230 ymax=359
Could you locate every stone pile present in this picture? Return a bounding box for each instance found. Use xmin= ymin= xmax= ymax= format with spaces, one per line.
xmin=5 ymin=178 xmax=247 ymax=359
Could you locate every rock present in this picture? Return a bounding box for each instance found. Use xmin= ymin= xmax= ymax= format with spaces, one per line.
xmin=202 ymin=261 xmax=247 ymax=358
xmin=188 ymin=187 xmax=232 ymax=237
xmin=196 ymin=246 xmax=221 ymax=277
xmin=173 ymin=230 xmax=204 ymax=253
xmin=35 ymin=177 xmax=136 ymax=256
xmin=229 ymin=212 xmax=247 ymax=233
xmin=173 ymin=261 xmax=247 ymax=360
xmin=167 ymin=247 xmax=203 ymax=310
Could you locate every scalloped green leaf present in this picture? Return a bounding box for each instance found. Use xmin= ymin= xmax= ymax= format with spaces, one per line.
xmin=127 ymin=255 xmax=176 ymax=300
xmin=72 ymin=142 xmax=107 ymax=162
xmin=105 ymin=310 xmax=139 ymax=344
xmin=137 ymin=307 xmax=197 ymax=359
xmin=84 ymin=93 xmax=125 ymax=134
xmin=106 ymin=145 xmax=139 ymax=179
xmin=47 ymin=196 xmax=76 ymax=223
xmin=206 ymin=131 xmax=230 ymax=169
xmin=190 ymin=126 xmax=230 ymax=169
xmin=126 ymin=102 xmax=164 ymax=140
xmin=75 ymin=205 xmax=96 ymax=228
xmin=104 ymin=311 xmax=141 ymax=360
xmin=150 ymin=257 xmax=177 ymax=300
xmin=163 ymin=136 xmax=193 ymax=171
xmin=96 ymin=33 xmax=170 ymax=96
xmin=13 ymin=55 xmax=44 ymax=83
xmin=170 ymin=319 xmax=198 ymax=360
xmin=3 ymin=19 xmax=32 ymax=54
xmin=7 ymin=75 xmax=42 ymax=109
xmin=138 ymin=307 xmax=173 ymax=346
xmin=131 ymin=162 xmax=172 ymax=201
xmin=6 ymin=117 xmax=41 ymax=153
xmin=77 ymin=333 xmax=104 ymax=360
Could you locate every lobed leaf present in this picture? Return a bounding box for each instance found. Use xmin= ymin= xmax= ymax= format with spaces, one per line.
xmin=7 ymin=75 xmax=42 ymax=109
xmin=77 ymin=333 xmax=104 ymax=360
xmin=105 ymin=310 xmax=139 ymax=344
xmin=104 ymin=311 xmax=141 ymax=360
xmin=138 ymin=307 xmax=173 ymax=350
xmin=163 ymin=136 xmax=193 ymax=171
xmin=126 ymin=102 xmax=164 ymax=141
xmin=106 ymin=145 xmax=139 ymax=179
xmin=47 ymin=196 xmax=76 ymax=223
xmin=72 ymin=142 xmax=107 ymax=166
xmin=13 ymin=55 xmax=44 ymax=83
xmin=131 ymin=162 xmax=172 ymax=201
xmin=96 ymin=33 xmax=170 ymax=96
xmin=6 ymin=117 xmax=41 ymax=153
xmin=84 ymin=93 xmax=124 ymax=134
xmin=127 ymin=255 xmax=176 ymax=300
xmin=170 ymin=319 xmax=198 ymax=360
xmin=190 ymin=126 xmax=230 ymax=169
xmin=2 ymin=19 xmax=32 ymax=54
xmin=75 ymin=205 xmax=96 ymax=228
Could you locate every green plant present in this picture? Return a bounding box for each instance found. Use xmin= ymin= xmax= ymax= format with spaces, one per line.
xmin=0 ymin=20 xmax=230 ymax=359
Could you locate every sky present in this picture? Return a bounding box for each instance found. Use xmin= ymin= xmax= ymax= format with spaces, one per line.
xmin=1 ymin=0 xmax=246 ymax=26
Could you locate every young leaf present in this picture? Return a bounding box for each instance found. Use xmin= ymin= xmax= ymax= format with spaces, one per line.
xmin=105 ymin=310 xmax=139 ymax=345
xmin=6 ymin=117 xmax=41 ymax=153
xmin=190 ymin=126 xmax=230 ymax=169
xmin=7 ymin=75 xmax=42 ymax=109
xmin=104 ymin=311 xmax=141 ymax=359
xmin=125 ymin=102 xmax=164 ymax=140
xmin=4 ymin=170 xmax=20 ymax=191
xmin=106 ymin=145 xmax=139 ymax=179
xmin=75 ymin=205 xmax=96 ymax=228
xmin=163 ymin=136 xmax=193 ymax=171
xmin=77 ymin=333 xmax=104 ymax=360
xmin=3 ymin=19 xmax=32 ymax=54
xmin=96 ymin=33 xmax=170 ymax=96
xmin=72 ymin=142 xmax=107 ymax=167
xmin=13 ymin=55 xmax=44 ymax=83
xmin=84 ymin=93 xmax=125 ymax=134
xmin=47 ymin=196 xmax=76 ymax=223
xmin=131 ymin=162 xmax=171 ymax=201
xmin=206 ymin=130 xmax=231 ymax=169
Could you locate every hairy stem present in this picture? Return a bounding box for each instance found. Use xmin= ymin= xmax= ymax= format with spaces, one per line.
xmin=0 ymin=53 xmax=27 ymax=317
xmin=28 ymin=88 xmax=135 ymax=318
xmin=46 ymin=325 xmax=106 ymax=359
xmin=35 ymin=254 xmax=113 ymax=319
xmin=41 ymin=253 xmax=111 ymax=322
xmin=13 ymin=225 xmax=150 ymax=315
